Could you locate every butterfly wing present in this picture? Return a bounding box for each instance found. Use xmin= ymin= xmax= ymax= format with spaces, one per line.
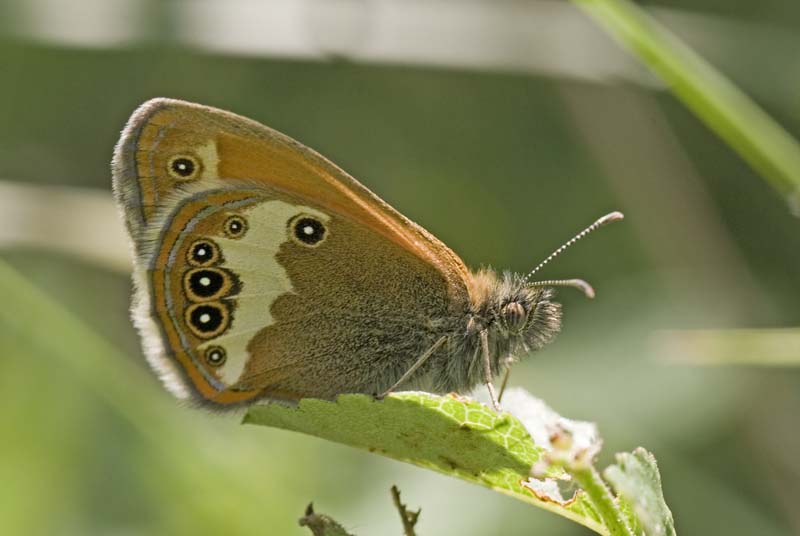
xmin=112 ymin=99 xmax=470 ymax=405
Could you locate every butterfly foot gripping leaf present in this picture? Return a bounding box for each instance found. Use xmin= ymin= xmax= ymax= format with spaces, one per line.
xmin=112 ymin=99 xmax=618 ymax=408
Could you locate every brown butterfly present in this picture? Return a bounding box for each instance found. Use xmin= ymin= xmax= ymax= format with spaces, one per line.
xmin=112 ymin=98 xmax=621 ymax=409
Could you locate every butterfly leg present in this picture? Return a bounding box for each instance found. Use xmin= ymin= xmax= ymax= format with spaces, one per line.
xmin=497 ymin=366 xmax=511 ymax=403
xmin=378 ymin=335 xmax=449 ymax=399
xmin=480 ymin=329 xmax=501 ymax=411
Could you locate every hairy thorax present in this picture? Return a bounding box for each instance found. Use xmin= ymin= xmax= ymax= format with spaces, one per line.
xmin=422 ymin=268 xmax=562 ymax=394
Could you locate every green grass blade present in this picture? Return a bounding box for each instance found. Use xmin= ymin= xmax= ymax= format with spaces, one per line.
xmin=0 ymin=258 xmax=164 ymax=435
xmin=0 ymin=257 xmax=326 ymax=532
xmin=573 ymin=0 xmax=800 ymax=215
xmin=653 ymin=328 xmax=800 ymax=366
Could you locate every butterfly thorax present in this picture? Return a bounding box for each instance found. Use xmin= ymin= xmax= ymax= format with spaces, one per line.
xmin=423 ymin=268 xmax=562 ymax=394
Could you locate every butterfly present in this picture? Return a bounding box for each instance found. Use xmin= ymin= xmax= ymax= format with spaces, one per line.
xmin=112 ymin=98 xmax=621 ymax=409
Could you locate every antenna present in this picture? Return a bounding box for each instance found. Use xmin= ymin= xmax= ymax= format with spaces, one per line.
xmin=522 ymin=211 xmax=624 ymax=298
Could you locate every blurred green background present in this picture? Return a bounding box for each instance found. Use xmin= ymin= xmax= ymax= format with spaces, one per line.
xmin=1 ymin=1 xmax=799 ymax=534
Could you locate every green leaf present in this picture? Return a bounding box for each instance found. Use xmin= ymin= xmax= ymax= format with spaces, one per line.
xmin=244 ymin=392 xmax=607 ymax=534
xmin=604 ymin=448 xmax=676 ymax=536
xmin=617 ymin=492 xmax=645 ymax=536
xmin=572 ymin=0 xmax=800 ymax=215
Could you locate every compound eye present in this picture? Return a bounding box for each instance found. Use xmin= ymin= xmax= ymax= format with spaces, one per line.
xmin=501 ymin=302 xmax=528 ymax=333
xmin=167 ymin=154 xmax=201 ymax=181
xmin=289 ymin=215 xmax=327 ymax=247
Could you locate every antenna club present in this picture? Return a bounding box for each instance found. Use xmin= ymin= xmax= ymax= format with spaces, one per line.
xmin=529 ymin=278 xmax=596 ymax=299
xmin=599 ymin=211 xmax=625 ymax=226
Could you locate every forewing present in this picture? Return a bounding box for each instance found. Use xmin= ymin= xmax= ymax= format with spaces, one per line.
xmin=112 ymin=99 xmax=470 ymax=405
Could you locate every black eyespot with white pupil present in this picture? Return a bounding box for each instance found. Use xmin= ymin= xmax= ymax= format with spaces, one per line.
xmin=188 ymin=269 xmax=225 ymax=298
xmin=167 ymin=154 xmax=201 ymax=181
xmin=189 ymin=304 xmax=224 ymax=334
xmin=224 ymin=215 xmax=248 ymax=238
xmin=293 ymin=217 xmax=326 ymax=246
xmin=172 ymin=158 xmax=194 ymax=176
xmin=187 ymin=239 xmax=219 ymax=266
xmin=205 ymin=346 xmax=226 ymax=367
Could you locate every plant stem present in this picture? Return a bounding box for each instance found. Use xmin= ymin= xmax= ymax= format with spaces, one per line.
xmin=571 ymin=466 xmax=635 ymax=536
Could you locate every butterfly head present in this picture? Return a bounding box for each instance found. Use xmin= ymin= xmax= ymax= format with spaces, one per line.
xmin=459 ymin=211 xmax=624 ymax=384
xmin=496 ymin=211 xmax=625 ymax=347
xmin=468 ymin=269 xmax=562 ymax=352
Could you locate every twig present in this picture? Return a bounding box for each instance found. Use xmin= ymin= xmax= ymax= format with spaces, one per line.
xmin=390 ymin=486 xmax=420 ymax=536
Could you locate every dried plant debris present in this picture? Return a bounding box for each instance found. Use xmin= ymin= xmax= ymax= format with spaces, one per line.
xmin=299 ymin=503 xmax=354 ymax=536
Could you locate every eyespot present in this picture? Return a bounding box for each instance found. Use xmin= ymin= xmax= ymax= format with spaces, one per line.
xmin=288 ymin=214 xmax=327 ymax=247
xmin=186 ymin=239 xmax=221 ymax=267
xmin=204 ymin=346 xmax=227 ymax=367
xmin=185 ymin=302 xmax=230 ymax=339
xmin=223 ymin=215 xmax=248 ymax=239
xmin=183 ymin=267 xmax=238 ymax=302
xmin=167 ymin=154 xmax=201 ymax=181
